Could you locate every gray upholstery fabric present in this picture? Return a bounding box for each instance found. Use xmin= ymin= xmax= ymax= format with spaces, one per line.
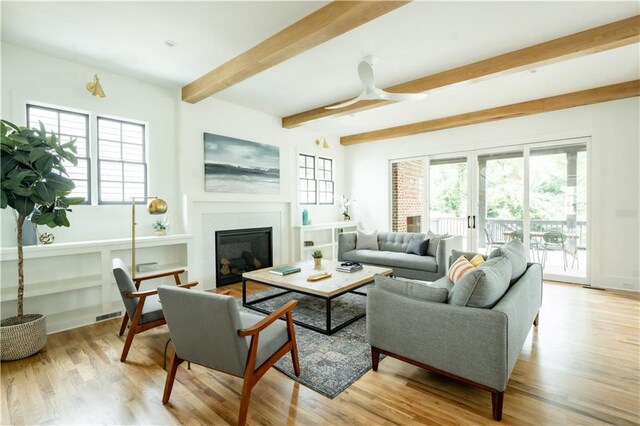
xmin=343 ymin=250 xmax=437 ymax=272
xmin=239 ymin=312 xmax=289 ymax=368
xmin=367 ymin=263 xmax=543 ymax=391
xmin=338 ymin=232 xmax=357 ymax=261
xmin=356 ymin=230 xmax=379 ymax=250
xmin=406 ymin=238 xmax=429 ymax=256
xmin=158 ymin=286 xmax=249 ymax=377
xmin=450 ymin=250 xmax=487 ymax=266
xmin=489 ymin=239 xmax=527 ymax=283
xmin=367 ymin=287 xmax=509 ymax=390
xmin=377 ymin=232 xmax=426 ymax=253
xmin=112 ymin=258 xmax=140 ymax=319
xmin=429 ymin=276 xmax=455 ymax=292
xmin=374 ymin=274 xmax=448 ymax=303
xmin=140 ymin=294 xmax=164 ymax=324
xmin=158 ymin=286 xmax=291 ymax=378
xmin=448 ymin=256 xmax=512 ymax=308
xmin=426 ymin=231 xmax=447 ymax=257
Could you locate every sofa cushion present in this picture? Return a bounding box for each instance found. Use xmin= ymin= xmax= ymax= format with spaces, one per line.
xmin=448 ymin=255 xmax=475 ymax=284
xmin=406 ymin=238 xmax=429 ymax=256
xmin=378 ymin=232 xmax=427 ymax=253
xmin=448 ymin=256 xmax=512 ymax=308
xmin=429 ymin=275 xmax=455 ymax=292
xmin=343 ymin=250 xmax=438 ymax=272
xmin=356 ymin=230 xmax=379 ymax=250
xmin=489 ymin=239 xmax=527 ymax=283
xmin=470 ymin=254 xmax=485 ymax=267
xmin=450 ymin=249 xmax=488 ymax=265
xmin=374 ymin=274 xmax=448 ymax=303
xmin=426 ymin=231 xmax=448 ymax=257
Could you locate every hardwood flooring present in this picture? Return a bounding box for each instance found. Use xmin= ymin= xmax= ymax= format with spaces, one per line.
xmin=2 ymin=282 xmax=638 ymax=425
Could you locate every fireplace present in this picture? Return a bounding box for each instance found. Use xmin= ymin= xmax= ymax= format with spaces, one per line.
xmin=215 ymin=227 xmax=273 ymax=286
xmin=407 ymin=215 xmax=422 ymax=233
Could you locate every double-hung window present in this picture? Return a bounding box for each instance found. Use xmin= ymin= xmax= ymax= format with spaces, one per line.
xmin=26 ymin=104 xmax=90 ymax=202
xmin=97 ymin=117 xmax=147 ymax=203
xmin=317 ymin=157 xmax=334 ymax=205
xmin=299 ymin=154 xmax=316 ymax=205
xmin=298 ymin=154 xmax=334 ymax=205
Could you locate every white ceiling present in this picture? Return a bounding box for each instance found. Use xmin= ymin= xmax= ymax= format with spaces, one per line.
xmin=2 ymin=1 xmax=639 ymax=137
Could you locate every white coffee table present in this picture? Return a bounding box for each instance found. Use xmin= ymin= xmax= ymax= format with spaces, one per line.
xmin=242 ymin=260 xmax=392 ymax=335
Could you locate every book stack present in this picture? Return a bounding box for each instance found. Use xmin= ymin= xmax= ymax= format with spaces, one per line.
xmin=336 ymin=263 xmax=363 ymax=273
xmin=269 ymin=266 xmax=302 ymax=276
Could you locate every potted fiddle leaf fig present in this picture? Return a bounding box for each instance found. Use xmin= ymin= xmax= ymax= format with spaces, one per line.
xmin=0 ymin=119 xmax=84 ymax=361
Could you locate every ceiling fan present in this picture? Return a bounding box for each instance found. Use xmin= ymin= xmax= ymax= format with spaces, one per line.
xmin=326 ymin=55 xmax=427 ymax=110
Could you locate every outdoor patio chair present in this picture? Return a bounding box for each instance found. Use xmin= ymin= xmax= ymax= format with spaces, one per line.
xmin=112 ymin=258 xmax=197 ymax=362
xmin=158 ymin=286 xmax=300 ymax=426
xmin=512 ymin=230 xmax=542 ymax=262
xmin=484 ymin=225 xmax=506 ymax=255
xmin=541 ymin=230 xmax=567 ymax=271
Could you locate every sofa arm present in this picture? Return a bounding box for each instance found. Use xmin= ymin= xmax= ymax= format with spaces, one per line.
xmin=338 ymin=232 xmax=357 ymax=261
xmin=367 ymin=287 xmax=509 ymax=391
xmin=436 ymin=235 xmax=463 ymax=271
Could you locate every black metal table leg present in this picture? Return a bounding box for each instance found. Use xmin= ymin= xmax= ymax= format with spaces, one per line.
xmin=326 ymin=297 xmax=332 ymax=334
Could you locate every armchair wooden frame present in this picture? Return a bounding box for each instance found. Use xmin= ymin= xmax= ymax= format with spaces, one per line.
xmin=162 ymin=299 xmax=300 ymax=426
xmin=118 ymin=269 xmax=197 ymax=362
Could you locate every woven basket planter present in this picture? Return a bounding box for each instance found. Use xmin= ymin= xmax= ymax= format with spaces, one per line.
xmin=1 ymin=314 xmax=47 ymax=361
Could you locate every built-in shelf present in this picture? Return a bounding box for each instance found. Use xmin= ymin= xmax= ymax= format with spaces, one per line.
xmin=294 ymin=222 xmax=359 ymax=261
xmin=0 ymin=234 xmax=192 ymax=334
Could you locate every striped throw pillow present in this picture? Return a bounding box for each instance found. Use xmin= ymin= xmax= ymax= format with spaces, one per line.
xmin=448 ymin=255 xmax=475 ymax=285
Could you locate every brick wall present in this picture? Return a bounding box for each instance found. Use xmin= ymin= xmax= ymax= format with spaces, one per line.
xmin=392 ymin=160 xmax=425 ymax=232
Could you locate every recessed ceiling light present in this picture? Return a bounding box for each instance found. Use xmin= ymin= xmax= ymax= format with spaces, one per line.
xmin=164 ymin=40 xmax=177 ymax=48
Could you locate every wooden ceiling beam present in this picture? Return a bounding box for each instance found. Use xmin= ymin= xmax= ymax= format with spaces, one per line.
xmin=340 ymin=80 xmax=640 ymax=145
xmin=283 ymin=15 xmax=640 ymax=128
xmin=182 ymin=1 xmax=410 ymax=104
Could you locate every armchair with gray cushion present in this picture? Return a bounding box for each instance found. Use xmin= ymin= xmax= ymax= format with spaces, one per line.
xmin=157 ymin=286 xmax=300 ymax=426
xmin=367 ymin=239 xmax=543 ymax=420
xmin=112 ymin=258 xmax=197 ymax=362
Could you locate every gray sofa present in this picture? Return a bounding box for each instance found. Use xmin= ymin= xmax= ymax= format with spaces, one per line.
xmin=367 ymin=240 xmax=543 ymax=420
xmin=338 ymin=231 xmax=463 ymax=281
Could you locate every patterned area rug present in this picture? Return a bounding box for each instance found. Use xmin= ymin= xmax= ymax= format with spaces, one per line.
xmin=240 ymin=287 xmax=378 ymax=398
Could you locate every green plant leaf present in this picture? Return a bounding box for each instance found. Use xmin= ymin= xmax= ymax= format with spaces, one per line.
xmin=11 ymin=195 xmax=35 ymax=217
xmin=0 ymin=190 xmax=7 ymax=209
xmin=32 ymin=211 xmax=56 ymax=226
xmin=62 ymin=196 xmax=85 ymax=205
xmin=1 ymin=119 xmax=20 ymax=132
xmin=34 ymin=152 xmax=54 ymax=173
xmin=35 ymin=182 xmax=56 ymax=203
xmin=28 ymin=147 xmax=47 ymax=162
xmin=43 ymin=173 xmax=75 ymax=192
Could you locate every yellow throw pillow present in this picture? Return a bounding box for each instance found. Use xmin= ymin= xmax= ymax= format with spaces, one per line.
xmin=470 ymin=254 xmax=485 ymax=267
xmin=448 ymin=255 xmax=475 ymax=285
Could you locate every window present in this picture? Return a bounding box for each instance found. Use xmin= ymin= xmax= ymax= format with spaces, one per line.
xmin=299 ymin=154 xmax=316 ymax=205
xmin=97 ymin=117 xmax=147 ymax=203
xmin=26 ymin=104 xmax=90 ymax=202
xmin=298 ymin=154 xmax=334 ymax=205
xmin=317 ymin=157 xmax=334 ymax=204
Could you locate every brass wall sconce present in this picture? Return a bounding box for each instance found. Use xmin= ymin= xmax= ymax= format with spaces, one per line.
xmin=86 ymin=74 xmax=106 ymax=98
xmin=315 ymin=137 xmax=329 ymax=149
xmin=131 ymin=196 xmax=168 ymax=277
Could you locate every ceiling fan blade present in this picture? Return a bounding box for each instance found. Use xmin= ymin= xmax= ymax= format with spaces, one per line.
xmin=376 ymin=88 xmax=427 ymax=102
xmin=358 ymin=59 xmax=375 ymax=90
xmin=325 ymin=91 xmax=367 ymax=110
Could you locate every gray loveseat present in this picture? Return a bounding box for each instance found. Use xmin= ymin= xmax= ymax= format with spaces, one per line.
xmin=338 ymin=231 xmax=463 ymax=281
xmin=367 ymin=240 xmax=543 ymax=420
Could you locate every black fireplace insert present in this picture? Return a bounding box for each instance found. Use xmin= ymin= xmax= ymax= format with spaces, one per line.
xmin=215 ymin=227 xmax=273 ymax=286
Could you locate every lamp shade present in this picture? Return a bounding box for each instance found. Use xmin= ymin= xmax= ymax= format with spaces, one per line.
xmin=147 ymin=198 xmax=168 ymax=214
xmin=86 ymin=74 xmax=106 ymax=98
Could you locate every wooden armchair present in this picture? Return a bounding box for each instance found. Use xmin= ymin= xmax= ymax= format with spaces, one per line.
xmin=112 ymin=258 xmax=197 ymax=362
xmin=157 ymin=286 xmax=300 ymax=426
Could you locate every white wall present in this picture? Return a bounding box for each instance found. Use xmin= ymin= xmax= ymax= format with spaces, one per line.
xmin=179 ymin=97 xmax=345 ymax=288
xmin=345 ymin=98 xmax=640 ymax=291
xmin=0 ymin=43 xmax=182 ymax=246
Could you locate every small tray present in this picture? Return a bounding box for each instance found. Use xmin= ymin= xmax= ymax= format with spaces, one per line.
xmin=307 ymin=272 xmax=332 ymax=282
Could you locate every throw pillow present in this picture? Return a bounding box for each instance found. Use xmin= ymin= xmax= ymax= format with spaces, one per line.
xmin=450 ymin=249 xmax=487 ymax=265
xmin=406 ymin=238 xmax=429 ymax=256
xmin=426 ymin=231 xmax=448 ymax=257
xmin=448 ymin=256 xmax=512 ymax=308
xmin=356 ymin=230 xmax=379 ymax=250
xmin=469 ymin=254 xmax=485 ymax=267
xmin=448 ymin=255 xmax=475 ymax=284
xmin=374 ymin=274 xmax=448 ymax=303
xmin=489 ymin=238 xmax=527 ymax=283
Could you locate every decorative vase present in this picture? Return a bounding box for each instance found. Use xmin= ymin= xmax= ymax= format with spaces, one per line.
xmin=314 ymin=258 xmax=322 ymax=267
xmin=22 ymin=219 xmax=37 ymax=246
xmin=0 ymin=314 xmax=47 ymax=361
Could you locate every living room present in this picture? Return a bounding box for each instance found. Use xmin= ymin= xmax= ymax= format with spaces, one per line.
xmin=1 ymin=1 xmax=639 ymax=425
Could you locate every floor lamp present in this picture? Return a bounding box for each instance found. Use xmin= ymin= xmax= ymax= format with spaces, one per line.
xmin=131 ymin=196 xmax=168 ymax=278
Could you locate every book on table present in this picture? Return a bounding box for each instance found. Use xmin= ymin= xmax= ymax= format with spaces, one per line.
xmin=336 ymin=263 xmax=363 ymax=273
xmin=269 ymin=266 xmax=302 ymax=276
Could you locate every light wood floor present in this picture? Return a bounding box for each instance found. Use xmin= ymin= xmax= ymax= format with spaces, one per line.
xmin=2 ymin=282 xmax=639 ymax=425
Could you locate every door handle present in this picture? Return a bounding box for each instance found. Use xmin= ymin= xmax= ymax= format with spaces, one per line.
xmin=467 ymin=215 xmax=472 ymax=229
xmin=472 ymin=215 xmax=477 ymax=229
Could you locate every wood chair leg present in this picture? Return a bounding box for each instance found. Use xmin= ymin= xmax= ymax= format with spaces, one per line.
xmin=533 ymin=312 xmax=540 ymax=327
xmin=118 ymin=313 xmax=129 ymax=336
xmin=492 ymin=391 xmax=504 ymax=421
xmin=286 ymin=312 xmax=300 ymax=377
xmin=238 ymin=379 xmax=254 ymax=426
xmin=371 ymin=346 xmax=380 ymax=371
xmin=120 ymin=323 xmax=137 ymax=362
xmin=162 ymin=353 xmax=183 ymax=404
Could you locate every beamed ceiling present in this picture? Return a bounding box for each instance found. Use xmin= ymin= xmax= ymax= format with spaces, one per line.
xmin=1 ymin=1 xmax=639 ymax=144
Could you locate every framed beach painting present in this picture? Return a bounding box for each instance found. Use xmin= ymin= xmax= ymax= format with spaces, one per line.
xmin=203 ymin=132 xmax=280 ymax=194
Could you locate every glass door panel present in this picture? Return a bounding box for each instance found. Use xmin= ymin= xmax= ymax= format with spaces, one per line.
xmin=477 ymin=151 xmax=525 ymax=256
xmin=529 ymin=143 xmax=587 ymax=280
xmin=429 ymin=158 xmax=469 ymax=249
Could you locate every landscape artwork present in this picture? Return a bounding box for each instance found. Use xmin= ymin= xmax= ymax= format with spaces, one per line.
xmin=203 ymin=132 xmax=280 ymax=194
